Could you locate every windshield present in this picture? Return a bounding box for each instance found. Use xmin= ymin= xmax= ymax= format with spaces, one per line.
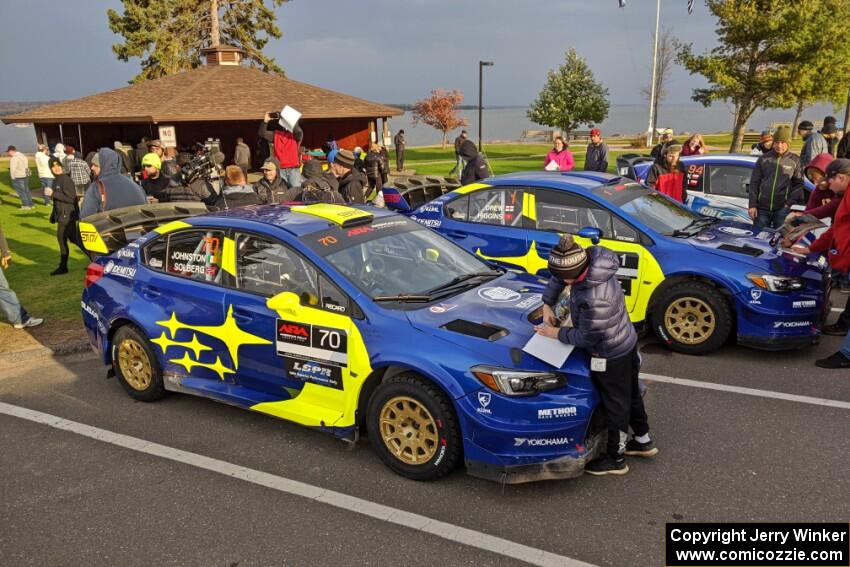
xmin=324 ymin=226 xmax=496 ymax=301
xmin=593 ymin=183 xmax=701 ymax=235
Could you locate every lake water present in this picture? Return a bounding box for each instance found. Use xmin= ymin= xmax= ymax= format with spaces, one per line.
xmin=2 ymin=102 xmax=839 ymax=152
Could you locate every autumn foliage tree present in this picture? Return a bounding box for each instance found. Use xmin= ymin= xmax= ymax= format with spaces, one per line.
xmin=412 ymin=89 xmax=469 ymax=148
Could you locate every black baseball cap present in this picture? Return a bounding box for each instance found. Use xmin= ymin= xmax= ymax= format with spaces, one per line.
xmin=825 ymin=159 xmax=850 ymax=178
xmin=48 ymin=157 xmax=63 ymax=169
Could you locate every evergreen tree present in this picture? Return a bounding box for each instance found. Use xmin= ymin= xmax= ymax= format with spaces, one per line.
xmin=108 ymin=0 xmax=289 ymax=83
xmin=677 ymin=0 xmax=849 ymax=152
xmin=527 ymin=48 xmax=610 ymax=138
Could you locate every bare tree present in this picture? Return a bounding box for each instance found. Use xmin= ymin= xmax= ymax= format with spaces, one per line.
xmin=641 ymin=29 xmax=677 ymax=137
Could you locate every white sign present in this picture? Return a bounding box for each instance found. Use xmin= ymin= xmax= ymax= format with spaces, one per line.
xmin=158 ymin=125 xmax=177 ymax=148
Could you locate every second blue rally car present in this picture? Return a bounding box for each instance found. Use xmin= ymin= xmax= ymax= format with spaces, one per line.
xmin=81 ymin=203 xmax=604 ymax=483
xmin=391 ymin=172 xmax=830 ymax=355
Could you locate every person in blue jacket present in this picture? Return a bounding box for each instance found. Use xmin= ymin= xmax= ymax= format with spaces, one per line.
xmin=534 ymin=234 xmax=657 ymax=476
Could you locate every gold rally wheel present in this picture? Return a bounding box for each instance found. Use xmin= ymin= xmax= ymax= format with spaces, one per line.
xmin=664 ymin=297 xmax=716 ymax=345
xmin=112 ymin=325 xmax=166 ymax=402
xmin=651 ymin=281 xmax=732 ymax=355
xmin=367 ymin=373 xmax=461 ymax=481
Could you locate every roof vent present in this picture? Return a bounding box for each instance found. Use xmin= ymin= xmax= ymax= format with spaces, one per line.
xmin=201 ymin=45 xmax=245 ymax=67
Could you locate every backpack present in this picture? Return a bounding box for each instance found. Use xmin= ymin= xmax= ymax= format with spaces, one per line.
xmin=301 ymin=177 xmax=346 ymax=204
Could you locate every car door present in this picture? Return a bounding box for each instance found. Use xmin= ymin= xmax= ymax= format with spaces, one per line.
xmin=439 ymin=186 xmax=528 ymax=270
xmin=223 ymin=231 xmax=364 ymax=427
xmin=135 ymin=228 xmax=231 ymax=385
xmin=705 ymin=163 xmax=752 ymax=209
xmin=527 ymin=188 xmax=647 ymax=314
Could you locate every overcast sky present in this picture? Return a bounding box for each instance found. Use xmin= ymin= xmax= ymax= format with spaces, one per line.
xmin=0 ymin=0 xmax=716 ymax=106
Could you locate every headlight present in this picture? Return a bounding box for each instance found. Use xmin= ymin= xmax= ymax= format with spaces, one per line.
xmin=747 ymin=273 xmax=804 ymax=292
xmin=471 ymin=365 xmax=566 ymax=396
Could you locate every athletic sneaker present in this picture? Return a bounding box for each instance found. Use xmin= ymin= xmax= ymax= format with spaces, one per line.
xmin=815 ymin=352 xmax=850 ymax=369
xmin=585 ymin=455 xmax=629 ymax=476
xmin=13 ymin=317 xmax=44 ymax=329
xmin=625 ymin=438 xmax=659 ymax=457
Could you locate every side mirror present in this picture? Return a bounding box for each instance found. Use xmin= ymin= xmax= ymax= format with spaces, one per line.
xmin=267 ymin=291 xmax=302 ymax=316
xmin=578 ymin=227 xmax=602 ymax=245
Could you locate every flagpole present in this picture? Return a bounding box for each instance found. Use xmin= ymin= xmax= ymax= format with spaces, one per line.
xmin=646 ymin=0 xmax=661 ymax=147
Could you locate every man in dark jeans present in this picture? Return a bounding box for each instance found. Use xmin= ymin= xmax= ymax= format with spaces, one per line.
xmin=535 ymin=235 xmax=656 ymax=475
xmin=748 ymin=126 xmax=805 ymax=229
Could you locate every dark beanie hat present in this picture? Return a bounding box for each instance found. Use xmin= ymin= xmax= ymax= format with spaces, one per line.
xmin=798 ymin=120 xmax=814 ymax=131
xmin=301 ymin=159 xmax=323 ymax=178
xmin=548 ymin=234 xmax=589 ymax=280
xmin=333 ymin=149 xmax=356 ymax=169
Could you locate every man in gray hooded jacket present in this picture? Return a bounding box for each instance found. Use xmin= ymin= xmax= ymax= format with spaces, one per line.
xmin=80 ymin=148 xmax=146 ymax=218
xmin=535 ymin=235 xmax=656 ymax=476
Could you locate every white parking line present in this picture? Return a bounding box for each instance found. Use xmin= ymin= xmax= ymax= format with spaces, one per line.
xmin=0 ymin=401 xmax=596 ymax=567
xmin=641 ymin=373 xmax=850 ymax=410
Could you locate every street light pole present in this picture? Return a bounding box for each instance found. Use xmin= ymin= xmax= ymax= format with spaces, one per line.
xmin=479 ymin=61 xmax=494 ymax=150
xmin=646 ymin=0 xmax=661 ymax=148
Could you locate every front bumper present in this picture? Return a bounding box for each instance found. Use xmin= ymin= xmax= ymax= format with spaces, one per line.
xmin=737 ymin=333 xmax=819 ymax=351
xmin=465 ymin=431 xmax=603 ymax=484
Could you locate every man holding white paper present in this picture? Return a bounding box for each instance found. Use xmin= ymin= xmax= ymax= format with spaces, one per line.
xmin=533 ymin=235 xmax=656 ymax=476
xmin=260 ymin=106 xmax=304 ymax=188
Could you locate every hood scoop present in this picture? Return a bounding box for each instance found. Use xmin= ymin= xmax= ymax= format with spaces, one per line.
xmin=441 ymin=319 xmax=508 ymax=341
xmin=717 ymin=244 xmax=764 ymax=257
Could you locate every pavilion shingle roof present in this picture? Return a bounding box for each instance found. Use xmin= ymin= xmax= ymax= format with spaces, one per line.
xmin=2 ymin=65 xmax=403 ymax=124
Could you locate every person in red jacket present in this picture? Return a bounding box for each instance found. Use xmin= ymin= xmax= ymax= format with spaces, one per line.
xmin=792 ymin=159 xmax=850 ymax=367
xmin=259 ymin=111 xmax=304 ymax=188
xmin=645 ymin=144 xmax=686 ymax=203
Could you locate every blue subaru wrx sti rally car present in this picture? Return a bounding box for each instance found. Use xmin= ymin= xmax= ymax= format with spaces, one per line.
xmin=81 ymin=203 xmax=603 ymax=483
xmin=386 ymin=172 xmax=830 ymax=355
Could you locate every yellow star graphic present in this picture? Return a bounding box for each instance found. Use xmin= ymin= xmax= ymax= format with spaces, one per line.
xmin=150 ymin=332 xmax=212 ymax=359
xmin=155 ymin=305 xmax=271 ymax=370
xmin=170 ymin=352 xmax=234 ymax=381
xmin=476 ymin=240 xmax=549 ymax=275
xmin=156 ymin=312 xmax=184 ymax=339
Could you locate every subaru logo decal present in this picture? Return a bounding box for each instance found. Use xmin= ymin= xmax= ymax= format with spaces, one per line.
xmin=477 ymin=392 xmax=491 ymax=408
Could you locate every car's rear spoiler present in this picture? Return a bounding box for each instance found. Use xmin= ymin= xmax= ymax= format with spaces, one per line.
xmin=78 ymin=202 xmax=210 ymax=254
xmin=382 ymin=175 xmax=461 ymax=213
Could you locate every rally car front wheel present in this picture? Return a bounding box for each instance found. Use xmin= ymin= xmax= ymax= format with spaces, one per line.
xmin=112 ymin=325 xmax=166 ymax=402
xmin=367 ymin=373 xmax=462 ymax=481
xmin=650 ymin=281 xmax=733 ymax=355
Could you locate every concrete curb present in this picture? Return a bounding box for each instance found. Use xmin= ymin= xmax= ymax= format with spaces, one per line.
xmin=0 ymin=339 xmax=91 ymax=367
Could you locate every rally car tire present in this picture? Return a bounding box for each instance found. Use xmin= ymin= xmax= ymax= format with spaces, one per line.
xmin=650 ymin=281 xmax=733 ymax=355
xmin=112 ymin=325 xmax=166 ymax=402
xmin=367 ymin=373 xmax=462 ymax=481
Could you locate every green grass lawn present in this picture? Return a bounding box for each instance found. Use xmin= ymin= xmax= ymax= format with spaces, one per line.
xmin=0 ymin=160 xmax=89 ymax=328
xmin=402 ymin=143 xmax=637 ymax=176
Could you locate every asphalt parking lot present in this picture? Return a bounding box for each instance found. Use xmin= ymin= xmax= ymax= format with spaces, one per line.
xmin=1 ymin=320 xmax=848 ymax=566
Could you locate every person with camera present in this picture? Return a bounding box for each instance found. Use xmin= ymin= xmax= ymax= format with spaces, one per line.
xmin=80 ymin=148 xmax=146 ymax=218
xmin=533 ymin=234 xmax=656 ymax=476
xmin=260 ymin=111 xmax=303 ymax=188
